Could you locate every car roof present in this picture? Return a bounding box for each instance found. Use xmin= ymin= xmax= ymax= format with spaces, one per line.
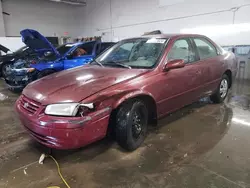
xmin=140 ymin=33 xmax=206 ymax=39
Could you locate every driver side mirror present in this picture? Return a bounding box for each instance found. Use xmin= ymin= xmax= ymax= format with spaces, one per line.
xmin=163 ymin=59 xmax=185 ymax=71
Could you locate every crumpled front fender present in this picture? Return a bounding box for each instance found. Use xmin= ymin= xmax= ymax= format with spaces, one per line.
xmin=113 ymin=90 xmax=156 ymax=109
xmin=83 ymin=88 xmax=156 ymax=112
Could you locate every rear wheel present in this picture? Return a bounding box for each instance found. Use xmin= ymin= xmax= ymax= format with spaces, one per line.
xmin=37 ymin=69 xmax=56 ymax=79
xmin=115 ymin=99 xmax=148 ymax=151
xmin=210 ymin=74 xmax=229 ymax=103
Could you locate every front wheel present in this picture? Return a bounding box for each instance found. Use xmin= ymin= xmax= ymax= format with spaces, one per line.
xmin=210 ymin=74 xmax=229 ymax=103
xmin=1 ymin=62 xmax=12 ymax=78
xmin=115 ymin=99 xmax=148 ymax=151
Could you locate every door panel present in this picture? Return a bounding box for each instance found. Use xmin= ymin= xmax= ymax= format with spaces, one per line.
xmin=192 ymin=37 xmax=224 ymax=95
xmin=156 ymin=38 xmax=205 ymax=117
xmin=194 ymin=56 xmax=224 ymax=96
xmin=156 ymin=65 xmax=204 ymax=117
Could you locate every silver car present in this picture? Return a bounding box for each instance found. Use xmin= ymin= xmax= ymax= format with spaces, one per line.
xmin=222 ymin=45 xmax=250 ymax=80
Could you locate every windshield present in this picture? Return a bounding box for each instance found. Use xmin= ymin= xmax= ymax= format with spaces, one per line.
xmin=94 ymin=38 xmax=168 ymax=69
xmin=42 ymin=44 xmax=74 ymax=61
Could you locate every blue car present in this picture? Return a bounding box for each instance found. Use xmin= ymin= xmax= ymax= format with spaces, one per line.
xmin=5 ymin=29 xmax=115 ymax=89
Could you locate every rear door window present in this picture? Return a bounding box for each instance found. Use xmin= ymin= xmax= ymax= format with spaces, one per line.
xmin=193 ymin=38 xmax=218 ymax=60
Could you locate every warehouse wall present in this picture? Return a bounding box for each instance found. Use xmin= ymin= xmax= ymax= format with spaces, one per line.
xmin=76 ymin=0 xmax=250 ymax=45
xmin=2 ymin=0 xmax=250 ymax=45
xmin=2 ymin=0 xmax=79 ymax=37
xmin=0 ymin=2 xmax=5 ymax=36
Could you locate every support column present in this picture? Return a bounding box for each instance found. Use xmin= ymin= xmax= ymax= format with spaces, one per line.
xmin=0 ymin=1 xmax=6 ymax=36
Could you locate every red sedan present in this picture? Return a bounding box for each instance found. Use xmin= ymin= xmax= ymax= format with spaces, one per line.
xmin=15 ymin=34 xmax=237 ymax=151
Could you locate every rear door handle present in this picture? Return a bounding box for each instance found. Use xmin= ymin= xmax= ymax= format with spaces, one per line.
xmin=196 ymin=70 xmax=202 ymax=74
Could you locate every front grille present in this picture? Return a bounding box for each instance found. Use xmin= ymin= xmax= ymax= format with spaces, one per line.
xmin=19 ymin=95 xmax=41 ymax=115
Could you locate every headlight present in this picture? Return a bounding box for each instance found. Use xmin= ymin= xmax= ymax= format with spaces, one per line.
xmin=45 ymin=103 xmax=94 ymax=116
xmin=27 ymin=68 xmax=35 ymax=73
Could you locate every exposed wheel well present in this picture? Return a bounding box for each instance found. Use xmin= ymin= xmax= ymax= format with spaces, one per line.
xmin=133 ymin=95 xmax=158 ymax=125
xmin=116 ymin=95 xmax=157 ymax=122
xmin=224 ymin=70 xmax=232 ymax=88
xmin=107 ymin=95 xmax=158 ymax=137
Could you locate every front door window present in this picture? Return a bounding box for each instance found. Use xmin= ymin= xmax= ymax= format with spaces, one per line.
xmin=167 ymin=39 xmax=196 ymax=64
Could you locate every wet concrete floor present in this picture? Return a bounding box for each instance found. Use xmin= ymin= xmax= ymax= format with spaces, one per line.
xmin=0 ymin=79 xmax=250 ymax=188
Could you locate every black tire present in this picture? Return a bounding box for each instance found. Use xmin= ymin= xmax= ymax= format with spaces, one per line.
xmin=37 ymin=69 xmax=56 ymax=79
xmin=115 ymin=99 xmax=148 ymax=151
xmin=1 ymin=62 xmax=11 ymax=79
xmin=8 ymin=87 xmax=23 ymax=93
xmin=210 ymin=74 xmax=229 ymax=103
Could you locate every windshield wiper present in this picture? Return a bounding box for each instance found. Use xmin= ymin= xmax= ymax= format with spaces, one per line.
xmin=104 ymin=61 xmax=131 ymax=69
xmin=92 ymin=60 xmax=103 ymax=67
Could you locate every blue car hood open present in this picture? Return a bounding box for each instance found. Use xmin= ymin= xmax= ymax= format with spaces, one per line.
xmin=20 ymin=29 xmax=60 ymax=57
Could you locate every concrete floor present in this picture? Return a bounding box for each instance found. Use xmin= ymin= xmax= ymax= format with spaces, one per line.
xmin=0 ymin=79 xmax=250 ymax=188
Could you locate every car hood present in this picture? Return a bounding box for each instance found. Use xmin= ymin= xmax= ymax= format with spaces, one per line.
xmin=0 ymin=44 xmax=10 ymax=53
xmin=20 ymin=29 xmax=60 ymax=57
xmin=23 ymin=66 xmax=149 ymax=105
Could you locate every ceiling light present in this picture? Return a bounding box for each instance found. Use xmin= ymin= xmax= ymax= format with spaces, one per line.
xmin=49 ymin=0 xmax=86 ymax=6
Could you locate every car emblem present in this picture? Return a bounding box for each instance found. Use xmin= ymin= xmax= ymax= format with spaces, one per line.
xmin=24 ymin=103 xmax=29 ymax=108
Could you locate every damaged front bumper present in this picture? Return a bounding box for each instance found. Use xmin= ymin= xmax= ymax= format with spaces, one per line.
xmin=15 ymin=95 xmax=111 ymax=149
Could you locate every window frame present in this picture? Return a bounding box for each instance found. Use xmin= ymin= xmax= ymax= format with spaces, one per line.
xmin=99 ymin=42 xmax=114 ymax=54
xmin=191 ymin=37 xmax=219 ymax=60
xmin=95 ymin=42 xmax=102 ymax=55
xmin=167 ymin=37 xmax=199 ymax=64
